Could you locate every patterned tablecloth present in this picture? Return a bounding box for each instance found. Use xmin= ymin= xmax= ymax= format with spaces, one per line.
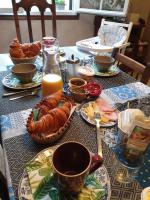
xmin=0 ymin=49 xmax=150 ymax=200
xmin=1 ymin=82 xmax=150 ymax=200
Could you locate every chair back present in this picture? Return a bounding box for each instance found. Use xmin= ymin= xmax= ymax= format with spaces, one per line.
xmin=112 ymin=48 xmax=150 ymax=84
xmin=12 ymin=0 xmax=57 ymax=43
xmin=100 ymin=18 xmax=133 ymax=54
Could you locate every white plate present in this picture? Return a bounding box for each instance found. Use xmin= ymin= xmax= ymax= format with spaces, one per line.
xmin=80 ymin=101 xmax=117 ymax=127
xmin=77 ymin=65 xmax=95 ymax=76
xmin=2 ymin=71 xmax=42 ymax=90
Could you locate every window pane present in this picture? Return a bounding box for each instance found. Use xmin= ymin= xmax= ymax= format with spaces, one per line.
xmin=101 ymin=0 xmax=126 ymax=12
xmin=0 ymin=0 xmax=12 ymax=8
xmin=78 ymin=0 xmax=129 ymax=17
xmin=0 ymin=0 xmax=72 ymax=12
xmin=80 ymin=0 xmax=101 ymax=10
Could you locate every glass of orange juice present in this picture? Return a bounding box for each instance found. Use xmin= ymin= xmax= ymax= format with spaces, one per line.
xmin=42 ymin=73 xmax=63 ymax=97
xmin=42 ymin=36 xmax=63 ymax=97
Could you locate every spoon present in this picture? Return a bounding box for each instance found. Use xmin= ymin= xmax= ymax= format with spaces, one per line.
xmin=9 ymin=90 xmax=38 ymax=101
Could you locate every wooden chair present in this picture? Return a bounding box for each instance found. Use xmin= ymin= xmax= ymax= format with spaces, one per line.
xmin=112 ymin=48 xmax=150 ymax=84
xmin=12 ymin=0 xmax=57 ymax=43
xmin=126 ymin=18 xmax=148 ymax=64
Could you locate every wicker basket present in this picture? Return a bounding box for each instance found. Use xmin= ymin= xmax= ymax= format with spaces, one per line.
xmin=10 ymin=55 xmax=37 ymax=64
xmin=26 ymin=99 xmax=74 ymax=144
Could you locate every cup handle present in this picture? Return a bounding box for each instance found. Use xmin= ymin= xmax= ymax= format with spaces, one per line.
xmin=89 ymin=153 xmax=103 ymax=174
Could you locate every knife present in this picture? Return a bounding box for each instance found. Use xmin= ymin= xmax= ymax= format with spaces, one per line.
xmin=2 ymin=88 xmax=40 ymax=97
xmin=9 ymin=90 xmax=38 ymax=101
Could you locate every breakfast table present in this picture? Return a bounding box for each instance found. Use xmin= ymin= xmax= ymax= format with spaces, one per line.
xmin=0 ymin=46 xmax=150 ymax=200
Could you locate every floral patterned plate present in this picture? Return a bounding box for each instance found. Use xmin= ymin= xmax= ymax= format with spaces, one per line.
xmin=93 ymin=64 xmax=120 ymax=77
xmin=2 ymin=71 xmax=42 ymax=90
xmin=18 ymin=148 xmax=111 ymax=200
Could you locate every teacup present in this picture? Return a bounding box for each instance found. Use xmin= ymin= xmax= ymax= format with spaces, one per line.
xmin=68 ymin=77 xmax=87 ymax=89
xmin=52 ymin=141 xmax=103 ymax=194
xmin=69 ymin=87 xmax=88 ymax=103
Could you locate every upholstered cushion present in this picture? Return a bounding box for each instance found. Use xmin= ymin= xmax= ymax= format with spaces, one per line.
xmin=98 ymin=25 xmax=127 ymax=47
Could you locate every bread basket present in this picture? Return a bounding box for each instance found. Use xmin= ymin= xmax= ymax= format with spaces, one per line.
xmin=10 ymin=55 xmax=37 ymax=64
xmin=26 ymin=98 xmax=74 ymax=144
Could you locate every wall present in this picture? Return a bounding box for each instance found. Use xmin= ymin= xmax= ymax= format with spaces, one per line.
xmin=0 ymin=14 xmax=94 ymax=53
xmin=129 ymin=0 xmax=150 ymax=23
xmin=129 ymin=0 xmax=150 ymax=62
xmin=0 ymin=1 xmax=150 ymax=57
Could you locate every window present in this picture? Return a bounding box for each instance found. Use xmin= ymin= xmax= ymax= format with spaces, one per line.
xmin=0 ymin=0 xmax=129 ymax=17
xmin=0 ymin=0 xmax=75 ymax=15
xmin=77 ymin=0 xmax=130 ymax=17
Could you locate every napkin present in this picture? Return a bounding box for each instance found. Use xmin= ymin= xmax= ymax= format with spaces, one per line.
xmin=118 ymin=109 xmax=145 ymax=135
xmin=26 ymin=148 xmax=106 ymax=200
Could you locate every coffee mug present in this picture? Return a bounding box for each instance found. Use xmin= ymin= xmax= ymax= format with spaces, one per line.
xmin=52 ymin=141 xmax=103 ymax=194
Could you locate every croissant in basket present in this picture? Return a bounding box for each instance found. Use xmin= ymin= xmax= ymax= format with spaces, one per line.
xmin=27 ymin=91 xmax=73 ymax=138
xmin=9 ymin=38 xmax=41 ymax=58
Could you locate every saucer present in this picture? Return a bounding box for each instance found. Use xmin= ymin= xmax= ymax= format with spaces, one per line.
xmin=77 ymin=65 xmax=95 ymax=76
xmin=93 ymin=64 xmax=120 ymax=77
xmin=18 ymin=147 xmax=111 ymax=200
xmin=2 ymin=71 xmax=42 ymax=90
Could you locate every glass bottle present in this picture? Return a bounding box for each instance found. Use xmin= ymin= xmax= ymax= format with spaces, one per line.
xmin=42 ymin=37 xmax=63 ymax=97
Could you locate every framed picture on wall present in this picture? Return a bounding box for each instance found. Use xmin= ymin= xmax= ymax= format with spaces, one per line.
xmin=76 ymin=0 xmax=130 ymax=17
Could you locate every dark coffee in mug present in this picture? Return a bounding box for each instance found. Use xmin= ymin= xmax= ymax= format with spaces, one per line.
xmin=52 ymin=141 xmax=102 ymax=194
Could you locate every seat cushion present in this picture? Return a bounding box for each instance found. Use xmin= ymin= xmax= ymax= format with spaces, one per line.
xmin=98 ymin=25 xmax=127 ymax=47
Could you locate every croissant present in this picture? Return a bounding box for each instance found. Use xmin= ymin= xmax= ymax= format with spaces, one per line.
xmin=27 ymin=91 xmax=72 ymax=136
xmin=9 ymin=38 xmax=41 ymax=58
xmin=9 ymin=48 xmax=25 ymax=58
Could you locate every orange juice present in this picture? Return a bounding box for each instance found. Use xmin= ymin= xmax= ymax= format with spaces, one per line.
xmin=42 ymin=74 xmax=63 ymax=97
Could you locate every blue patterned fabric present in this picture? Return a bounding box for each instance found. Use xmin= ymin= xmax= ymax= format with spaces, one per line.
xmin=102 ymin=82 xmax=150 ymax=104
xmin=0 ymin=115 xmax=11 ymax=133
xmin=136 ymin=145 xmax=150 ymax=188
xmin=110 ymin=85 xmax=138 ymax=101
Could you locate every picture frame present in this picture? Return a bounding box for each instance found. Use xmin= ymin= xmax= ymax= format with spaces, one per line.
xmin=77 ymin=0 xmax=130 ymax=17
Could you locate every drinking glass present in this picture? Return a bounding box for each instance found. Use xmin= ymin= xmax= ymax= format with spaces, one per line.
xmin=112 ymin=143 xmax=144 ymax=183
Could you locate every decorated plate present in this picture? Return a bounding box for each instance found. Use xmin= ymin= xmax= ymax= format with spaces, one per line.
xmin=93 ymin=64 xmax=120 ymax=77
xmin=80 ymin=101 xmax=117 ymax=127
xmin=18 ymin=148 xmax=111 ymax=200
xmin=2 ymin=71 xmax=42 ymax=90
